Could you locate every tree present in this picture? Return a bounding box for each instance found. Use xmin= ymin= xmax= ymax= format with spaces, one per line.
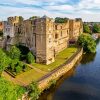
xmin=93 ymin=24 xmax=100 ymax=33
xmin=27 ymin=52 xmax=35 ymax=64
xmin=77 ymin=34 xmax=96 ymax=53
xmin=83 ymin=24 xmax=91 ymax=33
xmin=0 ymin=31 xmax=3 ymax=37
xmin=55 ymin=17 xmax=69 ymax=23
xmin=15 ymin=65 xmax=22 ymax=74
xmin=29 ymin=16 xmax=39 ymax=20
xmin=0 ymin=77 xmax=26 ymax=100
xmin=28 ymin=82 xmax=40 ymax=100
xmin=9 ymin=46 xmax=21 ymax=60
xmin=0 ymin=49 xmax=11 ymax=76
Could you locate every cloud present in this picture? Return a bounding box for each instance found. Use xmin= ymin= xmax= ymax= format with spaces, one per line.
xmin=0 ymin=0 xmax=100 ymax=22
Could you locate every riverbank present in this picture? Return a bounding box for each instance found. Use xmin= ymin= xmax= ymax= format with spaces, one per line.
xmin=40 ymin=39 xmax=100 ymax=100
xmin=22 ymin=48 xmax=83 ymax=100
xmin=38 ymin=48 xmax=83 ymax=91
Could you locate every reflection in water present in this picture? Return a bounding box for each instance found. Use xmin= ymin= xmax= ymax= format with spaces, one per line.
xmin=81 ymin=53 xmax=96 ymax=64
xmin=38 ymin=57 xmax=82 ymax=100
xmin=38 ymin=68 xmax=76 ymax=100
xmin=39 ymin=39 xmax=100 ymax=100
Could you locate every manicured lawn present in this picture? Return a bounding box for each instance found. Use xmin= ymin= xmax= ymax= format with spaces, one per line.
xmin=32 ymin=46 xmax=77 ymax=72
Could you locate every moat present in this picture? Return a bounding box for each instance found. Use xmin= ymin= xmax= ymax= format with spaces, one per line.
xmin=38 ymin=39 xmax=100 ymax=100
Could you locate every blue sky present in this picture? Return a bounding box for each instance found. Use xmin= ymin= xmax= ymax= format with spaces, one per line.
xmin=0 ymin=0 xmax=100 ymax=22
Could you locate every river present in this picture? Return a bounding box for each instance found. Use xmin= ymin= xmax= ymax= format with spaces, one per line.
xmin=38 ymin=39 xmax=100 ymax=100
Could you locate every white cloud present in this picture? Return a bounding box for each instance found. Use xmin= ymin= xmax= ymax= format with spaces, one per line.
xmin=45 ymin=5 xmax=74 ymax=11
xmin=0 ymin=0 xmax=100 ymax=21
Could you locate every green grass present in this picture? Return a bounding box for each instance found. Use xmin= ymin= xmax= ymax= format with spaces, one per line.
xmin=32 ymin=46 xmax=77 ymax=72
xmin=15 ymin=69 xmax=46 ymax=85
xmin=3 ymin=46 xmax=77 ymax=86
xmin=3 ymin=68 xmax=47 ymax=86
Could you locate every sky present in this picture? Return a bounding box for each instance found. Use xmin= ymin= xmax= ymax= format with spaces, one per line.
xmin=0 ymin=0 xmax=100 ymax=22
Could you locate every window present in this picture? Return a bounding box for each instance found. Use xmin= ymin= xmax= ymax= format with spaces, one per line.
xmin=55 ymin=25 xmax=57 ymax=30
xmin=55 ymin=34 xmax=58 ymax=39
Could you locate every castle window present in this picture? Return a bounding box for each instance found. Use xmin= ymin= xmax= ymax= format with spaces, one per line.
xmin=55 ymin=25 xmax=57 ymax=30
xmin=55 ymin=33 xmax=58 ymax=39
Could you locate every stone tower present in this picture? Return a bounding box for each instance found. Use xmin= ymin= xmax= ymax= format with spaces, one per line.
xmin=35 ymin=16 xmax=55 ymax=65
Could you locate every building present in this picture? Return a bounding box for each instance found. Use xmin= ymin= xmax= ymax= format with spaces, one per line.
xmin=69 ymin=18 xmax=83 ymax=41
xmin=0 ymin=22 xmax=3 ymax=31
xmin=3 ymin=16 xmax=83 ymax=65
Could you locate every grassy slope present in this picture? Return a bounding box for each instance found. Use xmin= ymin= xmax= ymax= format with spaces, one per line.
xmin=3 ymin=46 xmax=77 ymax=85
xmin=32 ymin=46 xmax=77 ymax=72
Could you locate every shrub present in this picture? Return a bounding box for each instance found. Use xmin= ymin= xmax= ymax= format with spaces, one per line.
xmin=0 ymin=49 xmax=11 ymax=76
xmin=27 ymin=52 xmax=35 ymax=64
xmin=9 ymin=46 xmax=21 ymax=60
xmin=0 ymin=77 xmax=26 ymax=100
xmin=16 ymin=66 xmax=22 ymax=74
xmin=28 ymin=82 xmax=40 ymax=100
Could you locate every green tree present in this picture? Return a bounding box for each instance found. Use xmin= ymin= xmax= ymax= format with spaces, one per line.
xmin=27 ymin=52 xmax=35 ymax=64
xmin=77 ymin=34 xmax=96 ymax=53
xmin=15 ymin=65 xmax=22 ymax=74
xmin=0 ymin=49 xmax=11 ymax=76
xmin=0 ymin=77 xmax=26 ymax=100
xmin=0 ymin=31 xmax=3 ymax=37
xmin=83 ymin=24 xmax=91 ymax=33
xmin=55 ymin=17 xmax=69 ymax=23
xmin=29 ymin=16 xmax=39 ymax=20
xmin=28 ymin=82 xmax=40 ymax=100
xmin=93 ymin=24 xmax=100 ymax=33
xmin=9 ymin=46 xmax=21 ymax=60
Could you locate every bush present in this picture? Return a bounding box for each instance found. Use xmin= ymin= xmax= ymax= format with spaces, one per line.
xmin=15 ymin=65 xmax=22 ymax=74
xmin=27 ymin=52 xmax=35 ymax=64
xmin=9 ymin=46 xmax=21 ymax=60
xmin=0 ymin=77 xmax=26 ymax=100
xmin=77 ymin=34 xmax=96 ymax=53
xmin=0 ymin=49 xmax=11 ymax=76
xmin=28 ymin=82 xmax=40 ymax=100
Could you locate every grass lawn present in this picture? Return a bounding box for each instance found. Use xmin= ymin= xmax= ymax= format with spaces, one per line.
xmin=3 ymin=46 xmax=77 ymax=86
xmin=3 ymin=69 xmax=47 ymax=86
xmin=15 ymin=69 xmax=46 ymax=85
xmin=32 ymin=46 xmax=77 ymax=72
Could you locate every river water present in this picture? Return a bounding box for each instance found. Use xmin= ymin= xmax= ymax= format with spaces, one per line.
xmin=39 ymin=39 xmax=100 ymax=100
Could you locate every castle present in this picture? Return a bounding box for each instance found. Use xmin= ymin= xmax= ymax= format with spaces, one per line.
xmin=0 ymin=16 xmax=83 ymax=65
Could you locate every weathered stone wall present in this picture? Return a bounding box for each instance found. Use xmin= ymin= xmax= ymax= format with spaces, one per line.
xmin=38 ymin=48 xmax=83 ymax=91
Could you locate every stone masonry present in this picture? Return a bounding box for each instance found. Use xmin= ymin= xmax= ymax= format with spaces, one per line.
xmin=1 ymin=16 xmax=83 ymax=65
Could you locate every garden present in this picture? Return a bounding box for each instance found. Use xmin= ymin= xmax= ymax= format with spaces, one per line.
xmin=0 ymin=44 xmax=35 ymax=77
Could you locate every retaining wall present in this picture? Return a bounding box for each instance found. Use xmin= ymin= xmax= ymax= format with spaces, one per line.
xmin=38 ymin=48 xmax=83 ymax=91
